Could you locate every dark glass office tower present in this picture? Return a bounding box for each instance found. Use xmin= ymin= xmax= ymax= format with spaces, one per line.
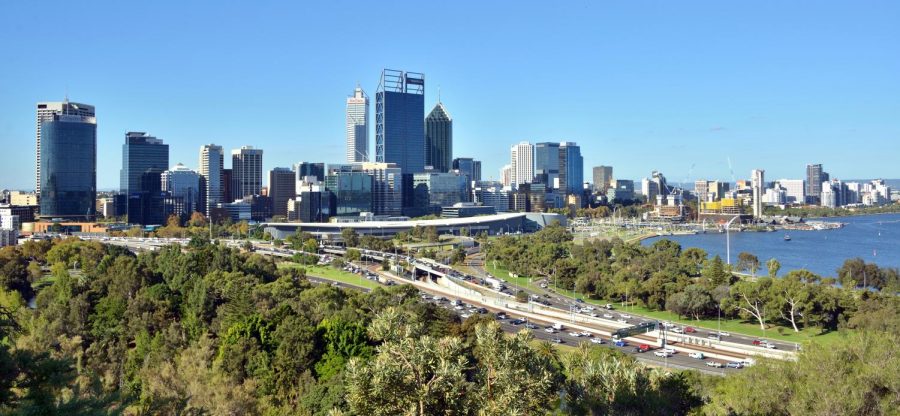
xmin=534 ymin=142 xmax=560 ymax=188
xmin=121 ymin=132 xmax=169 ymax=197
xmin=39 ymin=113 xmax=97 ymax=220
xmin=425 ymin=102 xmax=452 ymax=172
xmin=375 ymin=69 xmax=425 ymax=174
xmin=324 ymin=171 xmax=374 ymax=217
xmin=806 ymin=164 xmax=827 ymax=205
xmin=295 ymin=162 xmax=325 ymax=182
xmin=559 ymin=142 xmax=583 ymax=194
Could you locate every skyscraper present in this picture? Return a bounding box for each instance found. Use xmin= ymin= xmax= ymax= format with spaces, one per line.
xmin=500 ymin=165 xmax=512 ymax=187
xmin=806 ymin=164 xmax=825 ymax=205
xmin=346 ymin=86 xmax=369 ymax=162
xmin=375 ymin=69 xmax=426 ymax=174
xmin=268 ymin=167 xmax=296 ymax=218
xmin=559 ymin=142 xmax=583 ymax=194
xmin=199 ymin=144 xmax=224 ymax=216
xmin=510 ymin=142 xmax=534 ymax=190
xmin=162 ymin=164 xmax=201 ymax=216
xmin=593 ymin=166 xmax=613 ymax=193
xmin=452 ymin=158 xmax=481 ymax=183
xmin=120 ymin=132 xmax=169 ymax=196
xmin=232 ymin=146 xmax=263 ymax=199
xmin=425 ymin=101 xmax=452 ymax=172
xmin=38 ymin=109 xmax=97 ymax=220
xmin=751 ymin=169 xmax=765 ymax=218
xmin=36 ymin=100 xmax=95 ymax=195
xmin=295 ymin=162 xmax=325 ymax=183
xmin=533 ymin=142 xmax=560 ymax=189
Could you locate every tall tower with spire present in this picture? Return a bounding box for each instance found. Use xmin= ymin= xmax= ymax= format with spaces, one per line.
xmin=346 ymin=85 xmax=369 ymax=163
xmin=425 ymin=100 xmax=452 ymax=172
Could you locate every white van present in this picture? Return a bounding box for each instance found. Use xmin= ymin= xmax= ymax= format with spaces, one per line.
xmin=552 ymin=323 xmax=564 ymax=330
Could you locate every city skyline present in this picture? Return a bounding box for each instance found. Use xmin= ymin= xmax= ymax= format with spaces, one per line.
xmin=2 ymin=2 xmax=900 ymax=190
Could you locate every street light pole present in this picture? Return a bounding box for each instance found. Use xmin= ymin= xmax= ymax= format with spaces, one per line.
xmin=725 ymin=215 xmax=740 ymax=265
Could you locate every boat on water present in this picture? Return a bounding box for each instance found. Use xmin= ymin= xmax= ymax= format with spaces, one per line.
xmin=784 ymin=235 xmax=791 ymax=241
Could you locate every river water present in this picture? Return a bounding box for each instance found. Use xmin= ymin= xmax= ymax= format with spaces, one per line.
xmin=642 ymin=213 xmax=900 ymax=278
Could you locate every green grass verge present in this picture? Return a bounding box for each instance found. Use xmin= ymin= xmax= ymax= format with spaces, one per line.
xmin=482 ymin=262 xmax=846 ymax=346
xmin=278 ymin=262 xmax=381 ymax=290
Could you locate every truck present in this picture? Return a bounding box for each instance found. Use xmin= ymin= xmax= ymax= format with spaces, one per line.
xmin=552 ymin=323 xmax=564 ymax=331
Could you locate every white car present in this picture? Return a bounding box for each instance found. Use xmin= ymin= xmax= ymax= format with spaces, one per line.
xmin=580 ymin=331 xmax=592 ymax=337
xmin=718 ymin=331 xmax=731 ymax=337
xmin=569 ymin=332 xmax=582 ymax=337
xmin=620 ymin=314 xmax=632 ymax=319
xmin=671 ymin=327 xmax=684 ymax=334
xmin=706 ymin=361 xmax=723 ymax=368
xmin=662 ymin=347 xmax=677 ymax=354
xmin=590 ymin=338 xmax=604 ymax=344
xmin=616 ymin=319 xmax=628 ymax=324
xmin=654 ymin=351 xmax=672 ymax=357
xmin=766 ymin=343 xmax=777 ymax=350
xmin=688 ymin=352 xmax=705 ymax=359
xmin=545 ymin=328 xmax=557 ymax=333
xmin=603 ymin=313 xmax=614 ymax=319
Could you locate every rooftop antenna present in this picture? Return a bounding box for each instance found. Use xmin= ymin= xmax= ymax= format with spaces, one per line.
xmin=727 ymin=157 xmax=736 ymax=184
xmin=438 ymin=85 xmax=441 ymax=103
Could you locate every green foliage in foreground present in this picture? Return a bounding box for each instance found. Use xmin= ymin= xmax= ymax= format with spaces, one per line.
xmin=0 ymin=238 xmax=898 ymax=415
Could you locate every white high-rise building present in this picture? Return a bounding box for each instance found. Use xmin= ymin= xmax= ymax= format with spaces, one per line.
xmin=751 ymin=169 xmax=765 ymax=218
xmin=510 ymin=142 xmax=533 ymax=190
xmin=35 ymin=100 xmax=96 ymax=194
xmin=346 ymin=86 xmax=369 ymax=163
xmin=162 ymin=164 xmax=201 ymax=214
xmin=199 ymin=144 xmax=224 ymax=216
xmin=232 ymin=146 xmax=264 ymax=199
xmin=0 ymin=214 xmax=19 ymax=247
xmin=775 ymin=179 xmax=805 ymax=204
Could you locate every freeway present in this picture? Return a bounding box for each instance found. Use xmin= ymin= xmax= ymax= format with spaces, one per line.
xmin=78 ymin=236 xmax=762 ymax=374
xmin=464 ymin=255 xmax=799 ymax=352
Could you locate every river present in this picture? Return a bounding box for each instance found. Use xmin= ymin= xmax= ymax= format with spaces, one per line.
xmin=642 ymin=213 xmax=900 ymax=278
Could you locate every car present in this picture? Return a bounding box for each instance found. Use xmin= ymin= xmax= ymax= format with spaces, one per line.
xmin=496 ymin=313 xmax=508 ymax=320
xmin=662 ymin=347 xmax=676 ymax=354
xmin=551 ymin=338 xmax=564 ymax=344
xmin=525 ymin=323 xmax=538 ymax=329
xmin=604 ymin=304 xmax=614 ymax=310
xmin=726 ymin=362 xmax=744 ymax=369
xmin=718 ymin=331 xmax=731 ymax=337
xmin=620 ymin=314 xmax=632 ymax=319
xmin=671 ymin=327 xmax=684 ymax=334
xmin=689 ymin=352 xmax=705 ymax=359
xmin=752 ymin=340 xmax=763 ymax=346
xmin=707 ymin=334 xmax=721 ymax=341
xmin=638 ymin=344 xmax=651 ymax=352
xmin=545 ymin=328 xmax=557 ymax=333
xmin=575 ymin=298 xmax=585 ymax=303
xmin=706 ymin=361 xmax=723 ymax=368
xmin=685 ymin=326 xmax=696 ymax=333
xmin=460 ymin=313 xmax=471 ymax=318
xmin=580 ymin=331 xmax=592 ymax=337
xmin=589 ymin=313 xmax=599 ymax=317
xmin=454 ymin=305 xmax=464 ymax=310
xmin=590 ymin=338 xmax=604 ymax=344
xmin=569 ymin=332 xmax=582 ymax=337
xmin=603 ymin=313 xmax=614 ymax=319
xmin=654 ymin=351 xmax=672 ymax=357
xmin=766 ymin=343 xmax=777 ymax=349
xmin=432 ymin=295 xmax=443 ymax=301
xmin=614 ymin=340 xmax=628 ymax=347
xmin=510 ymin=319 xmax=525 ymax=326
xmin=616 ymin=319 xmax=628 ymax=324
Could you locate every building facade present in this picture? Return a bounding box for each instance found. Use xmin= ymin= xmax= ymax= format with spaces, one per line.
xmin=346 ymin=86 xmax=369 ymax=162
xmin=324 ymin=170 xmax=374 ymax=217
xmin=162 ymin=164 xmax=201 ymax=216
xmin=413 ymin=171 xmax=469 ymax=213
xmin=268 ymin=167 xmax=296 ymax=218
xmin=806 ymin=164 xmax=826 ymax=205
xmin=593 ymin=166 xmax=613 ymax=193
xmin=232 ymin=146 xmax=263 ymax=199
xmin=425 ymin=102 xmax=452 ymax=172
xmin=559 ymin=142 xmax=583 ymax=194
xmin=533 ymin=142 xmax=560 ymax=189
xmin=36 ymin=100 xmax=95 ymax=194
xmin=751 ymin=169 xmax=765 ymax=218
xmin=38 ymin=112 xmax=97 ymax=221
xmin=199 ymin=144 xmax=224 ymax=216
xmin=375 ymin=69 xmax=426 ymax=174
xmin=510 ymin=142 xmax=534 ymax=190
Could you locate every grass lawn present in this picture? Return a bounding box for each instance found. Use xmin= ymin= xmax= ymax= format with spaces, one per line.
xmin=483 ymin=261 xmax=846 ymax=347
xmin=278 ymin=262 xmax=382 ymax=290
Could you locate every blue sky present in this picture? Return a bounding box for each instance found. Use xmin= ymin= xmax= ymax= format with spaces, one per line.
xmin=1 ymin=0 xmax=898 ymax=190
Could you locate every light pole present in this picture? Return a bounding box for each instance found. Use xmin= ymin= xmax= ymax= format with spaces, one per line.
xmin=725 ymin=215 xmax=740 ymax=265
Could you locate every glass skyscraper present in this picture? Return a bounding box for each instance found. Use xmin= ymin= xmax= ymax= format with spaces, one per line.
xmin=534 ymin=142 xmax=561 ymax=189
xmin=425 ymin=102 xmax=452 ymax=172
xmin=325 ymin=171 xmax=374 ymax=217
xmin=121 ymin=131 xmax=169 ymax=195
xmin=39 ymin=112 xmax=97 ymax=220
xmin=375 ymin=69 xmax=425 ymax=174
xmin=559 ymin=142 xmax=583 ymax=194
xmin=346 ymin=86 xmax=369 ymax=162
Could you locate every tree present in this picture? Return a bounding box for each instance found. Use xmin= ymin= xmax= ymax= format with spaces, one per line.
xmin=341 ymin=228 xmax=359 ymax=247
xmin=737 ymin=252 xmax=760 ymax=276
xmin=345 ymin=248 xmax=361 ymax=263
xmin=188 ymin=211 xmax=208 ymax=228
xmin=701 ymin=255 xmax=732 ymax=287
xmin=771 ymin=271 xmax=817 ymax=332
xmin=345 ymin=308 xmax=471 ymax=415
xmin=767 ymin=258 xmax=781 ymax=278
xmin=666 ymin=285 xmax=714 ymax=320
xmin=515 ymin=290 xmax=529 ymax=303
xmin=725 ymin=279 xmax=773 ymax=330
